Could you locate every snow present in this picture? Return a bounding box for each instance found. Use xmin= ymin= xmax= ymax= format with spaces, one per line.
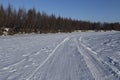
xmin=0 ymin=31 xmax=120 ymax=80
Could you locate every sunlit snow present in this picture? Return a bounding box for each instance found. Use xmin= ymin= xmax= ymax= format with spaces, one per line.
xmin=0 ymin=31 xmax=120 ymax=80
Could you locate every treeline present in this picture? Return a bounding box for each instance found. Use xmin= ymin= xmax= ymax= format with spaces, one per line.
xmin=0 ymin=4 xmax=120 ymax=35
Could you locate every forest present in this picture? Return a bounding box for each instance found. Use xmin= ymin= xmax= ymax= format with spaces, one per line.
xmin=0 ymin=4 xmax=120 ymax=35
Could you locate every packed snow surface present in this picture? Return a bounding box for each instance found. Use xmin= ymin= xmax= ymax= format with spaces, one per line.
xmin=0 ymin=31 xmax=120 ymax=80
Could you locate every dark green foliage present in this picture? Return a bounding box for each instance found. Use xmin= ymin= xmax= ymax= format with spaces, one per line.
xmin=0 ymin=4 xmax=120 ymax=35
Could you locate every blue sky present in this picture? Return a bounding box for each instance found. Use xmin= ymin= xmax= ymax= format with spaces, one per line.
xmin=0 ymin=0 xmax=120 ymax=22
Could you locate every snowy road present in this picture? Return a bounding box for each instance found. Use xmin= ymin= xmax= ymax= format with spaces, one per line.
xmin=0 ymin=32 xmax=120 ymax=80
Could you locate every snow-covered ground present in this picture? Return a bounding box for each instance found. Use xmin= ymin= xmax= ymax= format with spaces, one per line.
xmin=0 ymin=31 xmax=120 ymax=80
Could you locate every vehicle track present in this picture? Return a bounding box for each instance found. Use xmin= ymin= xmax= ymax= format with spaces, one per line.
xmin=76 ymin=37 xmax=120 ymax=80
xmin=74 ymin=38 xmax=105 ymax=80
xmin=26 ymin=37 xmax=69 ymax=80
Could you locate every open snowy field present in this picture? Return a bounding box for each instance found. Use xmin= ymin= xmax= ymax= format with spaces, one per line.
xmin=0 ymin=31 xmax=120 ymax=80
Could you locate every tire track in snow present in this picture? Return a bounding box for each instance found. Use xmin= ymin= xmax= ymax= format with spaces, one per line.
xmin=74 ymin=38 xmax=105 ymax=80
xmin=26 ymin=37 xmax=69 ymax=80
xmin=78 ymin=37 xmax=120 ymax=79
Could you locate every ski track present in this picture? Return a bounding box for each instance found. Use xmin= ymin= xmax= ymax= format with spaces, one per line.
xmin=26 ymin=37 xmax=69 ymax=80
